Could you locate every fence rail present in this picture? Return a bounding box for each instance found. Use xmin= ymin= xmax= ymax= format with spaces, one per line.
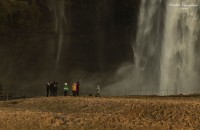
xmin=1 ymin=88 xmax=200 ymax=99
xmin=78 ymin=88 xmax=200 ymax=97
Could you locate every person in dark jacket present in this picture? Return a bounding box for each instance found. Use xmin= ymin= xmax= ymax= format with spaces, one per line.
xmin=53 ymin=81 xmax=58 ymax=96
xmin=49 ymin=82 xmax=55 ymax=96
xmin=76 ymin=82 xmax=80 ymax=96
xmin=46 ymin=82 xmax=50 ymax=97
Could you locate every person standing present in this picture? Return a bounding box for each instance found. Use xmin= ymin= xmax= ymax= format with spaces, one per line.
xmin=64 ymin=83 xmax=69 ymax=96
xmin=72 ymin=82 xmax=77 ymax=96
xmin=53 ymin=81 xmax=58 ymax=96
xmin=76 ymin=82 xmax=80 ymax=96
xmin=96 ymin=85 xmax=101 ymax=97
xmin=46 ymin=82 xmax=50 ymax=97
xmin=49 ymin=82 xmax=54 ymax=96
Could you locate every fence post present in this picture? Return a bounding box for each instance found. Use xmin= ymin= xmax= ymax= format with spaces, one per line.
xmin=167 ymin=89 xmax=168 ymax=96
xmin=6 ymin=93 xmax=8 ymax=101
xmin=57 ymin=99 xmax=60 ymax=110
xmin=125 ymin=89 xmax=126 ymax=97
xmin=88 ymin=88 xmax=93 ymax=96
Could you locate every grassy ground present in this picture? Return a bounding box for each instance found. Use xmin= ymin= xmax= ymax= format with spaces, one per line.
xmin=0 ymin=96 xmax=200 ymax=130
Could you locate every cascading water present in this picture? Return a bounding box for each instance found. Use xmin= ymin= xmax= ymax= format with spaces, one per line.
xmin=135 ymin=0 xmax=200 ymax=95
xmin=49 ymin=0 xmax=66 ymax=69
xmin=160 ymin=0 xmax=200 ymax=95
xmin=134 ymin=0 xmax=165 ymax=90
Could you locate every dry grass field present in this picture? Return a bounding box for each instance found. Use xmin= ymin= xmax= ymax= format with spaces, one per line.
xmin=0 ymin=96 xmax=200 ymax=130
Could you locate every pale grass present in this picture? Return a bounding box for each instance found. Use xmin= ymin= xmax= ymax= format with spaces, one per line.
xmin=0 ymin=96 xmax=200 ymax=129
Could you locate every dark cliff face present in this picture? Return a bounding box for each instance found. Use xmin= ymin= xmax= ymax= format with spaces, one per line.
xmin=0 ymin=0 xmax=140 ymax=96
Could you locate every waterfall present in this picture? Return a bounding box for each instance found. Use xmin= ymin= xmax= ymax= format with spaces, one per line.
xmin=49 ymin=0 xmax=66 ymax=69
xmin=134 ymin=0 xmax=165 ymax=90
xmin=135 ymin=0 xmax=200 ymax=95
xmin=160 ymin=0 xmax=200 ymax=95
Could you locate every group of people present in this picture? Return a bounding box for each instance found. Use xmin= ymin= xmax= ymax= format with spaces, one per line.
xmin=46 ymin=81 xmax=80 ymax=97
xmin=63 ymin=82 xmax=80 ymax=96
xmin=46 ymin=81 xmax=101 ymax=97
xmin=46 ymin=81 xmax=58 ymax=97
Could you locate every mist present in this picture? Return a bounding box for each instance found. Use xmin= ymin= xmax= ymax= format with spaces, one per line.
xmin=106 ymin=0 xmax=200 ymax=96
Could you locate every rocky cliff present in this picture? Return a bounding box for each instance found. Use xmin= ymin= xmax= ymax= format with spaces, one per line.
xmin=0 ymin=0 xmax=140 ymax=96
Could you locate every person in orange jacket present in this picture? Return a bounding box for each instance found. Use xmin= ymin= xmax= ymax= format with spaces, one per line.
xmin=72 ymin=82 xmax=77 ymax=96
